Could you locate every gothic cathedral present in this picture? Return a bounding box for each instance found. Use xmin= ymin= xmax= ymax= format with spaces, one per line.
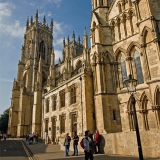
xmin=8 ymin=0 xmax=160 ymax=157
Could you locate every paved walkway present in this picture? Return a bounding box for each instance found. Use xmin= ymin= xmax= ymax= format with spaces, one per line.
xmin=21 ymin=140 xmax=159 ymax=160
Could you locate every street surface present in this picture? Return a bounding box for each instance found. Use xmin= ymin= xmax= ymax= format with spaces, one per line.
xmin=0 ymin=140 xmax=28 ymax=160
xmin=0 ymin=139 xmax=159 ymax=160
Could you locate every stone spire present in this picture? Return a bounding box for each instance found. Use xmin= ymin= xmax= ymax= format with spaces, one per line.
xmin=67 ymin=35 xmax=70 ymax=45
xmin=83 ymin=28 xmax=88 ymax=49
xmin=26 ymin=18 xmax=29 ymax=31
xmin=63 ymin=37 xmax=65 ymax=48
xmin=78 ymin=35 xmax=80 ymax=45
xmin=35 ymin=9 xmax=38 ymax=24
xmin=43 ymin=15 xmax=46 ymax=25
xmin=50 ymin=18 xmax=53 ymax=32
xmin=30 ymin=16 xmax=33 ymax=25
xmin=72 ymin=31 xmax=75 ymax=43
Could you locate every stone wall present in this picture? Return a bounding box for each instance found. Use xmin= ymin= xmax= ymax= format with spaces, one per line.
xmin=102 ymin=130 xmax=160 ymax=158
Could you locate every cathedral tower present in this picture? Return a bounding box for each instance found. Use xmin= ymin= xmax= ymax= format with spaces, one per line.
xmin=8 ymin=10 xmax=54 ymax=137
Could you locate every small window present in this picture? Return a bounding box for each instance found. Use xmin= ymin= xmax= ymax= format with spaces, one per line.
xmin=70 ymin=87 xmax=76 ymax=104
xmin=113 ymin=110 xmax=116 ymax=121
xmin=60 ymin=116 xmax=65 ymax=133
xmin=60 ymin=90 xmax=65 ymax=107
xmin=52 ymin=96 xmax=57 ymax=111
xmin=46 ymin=99 xmax=49 ymax=113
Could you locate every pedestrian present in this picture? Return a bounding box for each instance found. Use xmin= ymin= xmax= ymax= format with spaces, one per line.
xmin=87 ymin=130 xmax=94 ymax=153
xmin=35 ymin=132 xmax=39 ymax=143
xmin=94 ymin=130 xmax=101 ymax=154
xmin=72 ymin=132 xmax=79 ymax=156
xmin=32 ymin=132 xmax=35 ymax=143
xmin=83 ymin=130 xmax=94 ymax=160
xmin=44 ymin=131 xmax=48 ymax=145
xmin=28 ymin=132 xmax=33 ymax=145
xmin=4 ymin=134 xmax=7 ymax=140
xmin=63 ymin=133 xmax=71 ymax=157
xmin=26 ymin=133 xmax=29 ymax=141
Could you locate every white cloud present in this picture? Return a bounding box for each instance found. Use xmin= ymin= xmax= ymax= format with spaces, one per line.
xmin=54 ymin=49 xmax=62 ymax=62
xmin=47 ymin=12 xmax=52 ymax=17
xmin=0 ymin=78 xmax=13 ymax=83
xmin=39 ymin=11 xmax=45 ymax=18
xmin=54 ymin=37 xmax=63 ymax=46
xmin=29 ymin=2 xmax=35 ymax=6
xmin=45 ymin=0 xmax=62 ymax=4
xmin=0 ymin=2 xmax=25 ymax=38
xmin=0 ymin=2 xmax=11 ymax=21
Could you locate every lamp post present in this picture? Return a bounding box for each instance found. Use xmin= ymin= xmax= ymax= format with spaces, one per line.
xmin=124 ymin=74 xmax=144 ymax=160
xmin=79 ymin=76 xmax=83 ymax=135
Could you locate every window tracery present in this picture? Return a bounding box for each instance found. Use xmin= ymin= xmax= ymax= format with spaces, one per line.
xmin=134 ymin=51 xmax=144 ymax=84
xmin=120 ymin=56 xmax=127 ymax=86
xmin=39 ymin=41 xmax=45 ymax=60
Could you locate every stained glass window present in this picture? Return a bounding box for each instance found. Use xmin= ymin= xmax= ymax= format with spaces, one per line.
xmin=120 ymin=56 xmax=127 ymax=87
xmin=134 ymin=51 xmax=144 ymax=84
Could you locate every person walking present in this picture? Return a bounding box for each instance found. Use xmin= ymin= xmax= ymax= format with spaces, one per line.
xmin=44 ymin=131 xmax=48 ymax=145
xmin=63 ymin=133 xmax=71 ymax=156
xmin=83 ymin=130 xmax=94 ymax=160
xmin=72 ymin=132 xmax=79 ymax=156
xmin=94 ymin=130 xmax=101 ymax=154
xmin=35 ymin=132 xmax=39 ymax=143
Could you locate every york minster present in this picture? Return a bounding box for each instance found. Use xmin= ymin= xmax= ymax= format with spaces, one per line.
xmin=8 ymin=0 xmax=160 ymax=157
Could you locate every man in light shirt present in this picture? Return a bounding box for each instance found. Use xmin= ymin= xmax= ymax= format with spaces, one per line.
xmin=83 ymin=130 xmax=94 ymax=160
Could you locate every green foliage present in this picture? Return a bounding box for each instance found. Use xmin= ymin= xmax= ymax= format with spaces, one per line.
xmin=0 ymin=108 xmax=9 ymax=133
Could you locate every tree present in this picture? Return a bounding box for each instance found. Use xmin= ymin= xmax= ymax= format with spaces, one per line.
xmin=0 ymin=108 xmax=9 ymax=133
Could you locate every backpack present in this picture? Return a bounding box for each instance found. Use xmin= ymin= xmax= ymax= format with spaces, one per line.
xmin=80 ymin=138 xmax=84 ymax=149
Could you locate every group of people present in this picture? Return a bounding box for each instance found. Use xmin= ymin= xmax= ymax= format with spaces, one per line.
xmin=26 ymin=132 xmax=39 ymax=144
xmin=63 ymin=130 xmax=101 ymax=160
xmin=0 ymin=134 xmax=7 ymax=141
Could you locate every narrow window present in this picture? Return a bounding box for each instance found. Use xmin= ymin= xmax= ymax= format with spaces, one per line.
xmin=60 ymin=90 xmax=65 ymax=107
xmin=113 ymin=110 xmax=116 ymax=121
xmin=134 ymin=51 xmax=144 ymax=84
xmin=120 ymin=56 xmax=127 ymax=87
xmin=60 ymin=116 xmax=65 ymax=133
xmin=70 ymin=87 xmax=76 ymax=104
xmin=39 ymin=41 xmax=45 ymax=60
xmin=52 ymin=96 xmax=57 ymax=111
xmin=46 ymin=99 xmax=49 ymax=113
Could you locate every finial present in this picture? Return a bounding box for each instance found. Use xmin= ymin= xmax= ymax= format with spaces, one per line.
xmin=30 ymin=16 xmax=33 ymax=25
xmin=78 ymin=35 xmax=80 ymax=44
xmin=72 ymin=31 xmax=75 ymax=42
xmin=35 ymin=9 xmax=38 ymax=23
xmin=58 ymin=57 xmax=61 ymax=63
xmin=50 ymin=18 xmax=53 ymax=32
xmin=67 ymin=35 xmax=70 ymax=44
xmin=63 ymin=37 xmax=65 ymax=48
xmin=43 ymin=15 xmax=46 ymax=25
xmin=84 ymin=27 xmax=87 ymax=36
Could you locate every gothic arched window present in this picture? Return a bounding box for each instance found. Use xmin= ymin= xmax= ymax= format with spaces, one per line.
xmin=128 ymin=99 xmax=135 ymax=131
xmin=141 ymin=95 xmax=149 ymax=130
xmin=134 ymin=51 xmax=144 ymax=84
xmin=120 ymin=56 xmax=127 ymax=86
xmin=39 ymin=41 xmax=45 ymax=60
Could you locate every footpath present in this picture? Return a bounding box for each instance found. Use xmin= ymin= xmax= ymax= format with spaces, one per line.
xmin=21 ymin=139 xmax=158 ymax=160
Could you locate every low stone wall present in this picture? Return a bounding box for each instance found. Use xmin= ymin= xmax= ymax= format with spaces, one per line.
xmin=58 ymin=130 xmax=160 ymax=158
xmin=102 ymin=130 xmax=160 ymax=158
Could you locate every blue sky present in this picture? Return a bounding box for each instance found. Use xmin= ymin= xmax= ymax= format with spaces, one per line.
xmin=0 ymin=0 xmax=92 ymax=114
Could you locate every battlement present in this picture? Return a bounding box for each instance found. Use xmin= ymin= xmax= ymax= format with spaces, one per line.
xmin=26 ymin=10 xmax=53 ymax=33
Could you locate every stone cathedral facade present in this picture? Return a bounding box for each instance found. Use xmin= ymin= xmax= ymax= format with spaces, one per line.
xmin=8 ymin=0 xmax=160 ymax=158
